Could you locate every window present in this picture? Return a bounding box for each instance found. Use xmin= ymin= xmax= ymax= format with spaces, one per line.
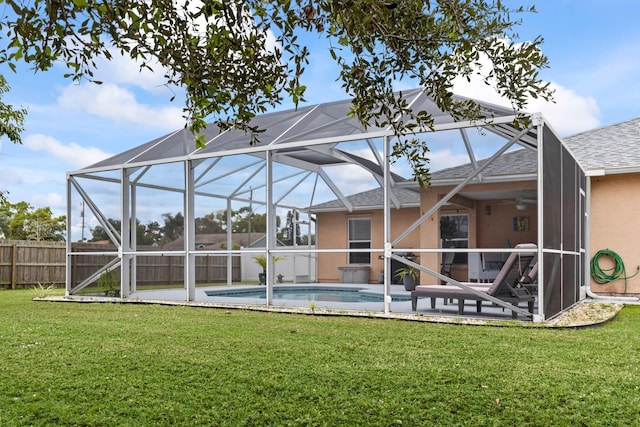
xmin=440 ymin=214 xmax=468 ymax=263
xmin=348 ymin=218 xmax=371 ymax=264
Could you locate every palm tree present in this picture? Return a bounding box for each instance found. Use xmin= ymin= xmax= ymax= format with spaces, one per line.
xmin=161 ymin=212 xmax=184 ymax=243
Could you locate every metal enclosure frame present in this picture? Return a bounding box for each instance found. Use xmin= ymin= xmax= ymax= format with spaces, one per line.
xmin=66 ymin=89 xmax=585 ymax=320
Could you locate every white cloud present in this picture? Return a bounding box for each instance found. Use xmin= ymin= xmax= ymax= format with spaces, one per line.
xmin=0 ymin=161 xmax=68 ymax=215
xmin=429 ymin=149 xmax=473 ymax=171
xmin=452 ymin=76 xmax=600 ymax=136
xmin=527 ymin=85 xmax=600 ymax=135
xmin=57 ymin=83 xmax=184 ymax=131
xmin=0 ymin=166 xmax=24 ymax=185
xmin=449 ymin=42 xmax=601 ymax=136
xmin=24 ymin=134 xmax=111 ymax=168
xmin=31 ymin=192 xmax=65 ymax=212
xmin=92 ymin=53 xmax=170 ymax=92
xmin=325 ymin=164 xmax=379 ymax=196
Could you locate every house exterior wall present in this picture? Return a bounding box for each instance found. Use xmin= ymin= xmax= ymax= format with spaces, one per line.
xmin=419 ymin=189 xmax=442 ymax=284
xmin=420 ymin=180 xmax=538 ymax=284
xmin=476 ymin=200 xmax=538 ymax=248
xmin=589 ymin=173 xmax=640 ymax=294
xmin=316 ymin=181 xmax=541 ymax=285
xmin=315 ymin=207 xmax=420 ymax=283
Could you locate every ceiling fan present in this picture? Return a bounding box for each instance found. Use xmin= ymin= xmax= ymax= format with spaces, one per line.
xmin=499 ymin=194 xmax=537 ymax=210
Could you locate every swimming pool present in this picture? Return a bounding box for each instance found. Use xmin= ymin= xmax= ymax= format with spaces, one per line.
xmin=205 ymin=285 xmax=411 ymax=303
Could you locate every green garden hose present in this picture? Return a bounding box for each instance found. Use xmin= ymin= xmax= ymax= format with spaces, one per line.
xmin=590 ymin=249 xmax=639 ymax=293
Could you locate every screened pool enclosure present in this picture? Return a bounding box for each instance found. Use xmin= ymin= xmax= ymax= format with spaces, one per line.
xmin=66 ymin=89 xmax=586 ymax=321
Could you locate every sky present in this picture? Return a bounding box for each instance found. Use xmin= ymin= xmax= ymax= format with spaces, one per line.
xmin=1 ymin=0 xmax=640 ymax=227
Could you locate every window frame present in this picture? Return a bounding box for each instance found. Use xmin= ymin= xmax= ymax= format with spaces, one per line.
xmin=347 ymin=217 xmax=371 ymax=264
xmin=440 ymin=213 xmax=469 ymax=264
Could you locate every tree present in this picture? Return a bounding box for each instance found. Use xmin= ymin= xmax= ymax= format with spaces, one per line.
xmin=0 ymin=1 xmax=552 ymax=185
xmin=0 ymin=75 xmax=27 ymax=202
xmin=90 ymin=218 xmax=160 ymax=245
xmin=278 ymin=210 xmax=301 ymax=246
xmin=232 ymin=206 xmax=256 ymax=233
xmin=195 ymin=212 xmax=225 ymax=234
xmin=0 ymin=199 xmax=65 ymax=241
xmin=0 ymin=200 xmax=30 ymax=239
xmin=24 ymin=206 xmax=66 ymax=241
xmin=231 ymin=208 xmax=281 ymax=234
xmin=144 ymin=220 xmax=162 ymax=245
xmin=0 ymin=75 xmax=26 ymax=145
xmin=161 ymin=212 xmax=184 ymax=243
xmin=89 ymin=219 xmax=121 ymax=242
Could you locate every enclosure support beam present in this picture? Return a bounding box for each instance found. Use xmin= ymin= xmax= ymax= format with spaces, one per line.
xmin=70 ymin=258 xmax=121 ymax=295
xmin=130 ymin=184 xmax=137 ymax=294
xmin=226 ymin=198 xmax=233 ymax=286
xmin=65 ymin=177 xmax=72 ymax=296
xmin=120 ymin=168 xmax=131 ymax=298
xmin=185 ymin=160 xmax=196 ymax=301
xmin=317 ymin=168 xmax=353 ymax=212
xmin=367 ymin=139 xmax=401 ymax=209
xmin=70 ymin=176 xmax=121 ymax=245
xmin=383 ymin=136 xmax=392 ymax=314
xmin=266 ymin=150 xmax=274 ymax=305
xmin=392 ymin=126 xmax=531 ymax=246
xmin=536 ymin=121 xmax=545 ymax=322
xmin=460 ymin=129 xmax=481 ymax=181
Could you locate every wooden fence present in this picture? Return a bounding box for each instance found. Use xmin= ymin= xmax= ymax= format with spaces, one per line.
xmin=0 ymin=240 xmax=66 ymax=289
xmin=0 ymin=240 xmax=240 ymax=289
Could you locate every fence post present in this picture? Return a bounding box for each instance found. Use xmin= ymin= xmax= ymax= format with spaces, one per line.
xmin=11 ymin=243 xmax=17 ymax=289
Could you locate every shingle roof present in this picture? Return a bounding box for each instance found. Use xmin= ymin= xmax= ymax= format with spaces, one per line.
xmin=310 ymin=149 xmax=537 ymax=212
xmin=430 ymin=149 xmax=536 ymax=182
xmin=310 ymin=187 xmax=420 ymax=212
xmin=563 ymin=117 xmax=640 ymax=171
xmin=429 ymin=116 xmax=640 ymax=178
xmin=310 ymin=116 xmax=640 ymax=212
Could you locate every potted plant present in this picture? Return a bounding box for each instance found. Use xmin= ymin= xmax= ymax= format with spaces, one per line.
xmin=395 ymin=266 xmax=419 ymax=291
xmin=252 ymin=255 xmax=285 ymax=285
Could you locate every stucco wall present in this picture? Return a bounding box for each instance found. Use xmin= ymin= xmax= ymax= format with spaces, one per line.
xmin=316 ymin=180 xmax=539 ymax=285
xmin=315 ymin=208 xmax=420 ymax=283
xmin=420 ymin=181 xmax=538 ymax=284
xmin=476 ymin=200 xmax=538 ymax=248
xmin=589 ymin=173 xmax=640 ymax=294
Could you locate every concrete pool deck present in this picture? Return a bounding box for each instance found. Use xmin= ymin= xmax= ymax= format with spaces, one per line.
xmin=129 ymin=283 xmax=534 ymax=319
xmin=41 ymin=283 xmax=623 ymax=326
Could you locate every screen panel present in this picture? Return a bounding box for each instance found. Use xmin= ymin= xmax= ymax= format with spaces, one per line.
xmin=543 ymin=252 xmax=562 ymax=318
xmin=562 ymin=146 xmax=577 ymax=252
xmin=542 ymin=128 xmax=562 ymax=250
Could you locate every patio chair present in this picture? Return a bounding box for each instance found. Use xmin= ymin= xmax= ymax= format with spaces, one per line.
xmin=411 ymin=243 xmax=537 ymax=319
xmin=468 ymin=252 xmax=501 ymax=282
xmin=519 ymin=255 xmax=538 ymax=294
xmin=440 ymin=252 xmax=455 ymax=284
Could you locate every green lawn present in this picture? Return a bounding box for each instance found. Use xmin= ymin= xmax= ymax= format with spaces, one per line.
xmin=1 ymin=289 xmax=639 ymax=426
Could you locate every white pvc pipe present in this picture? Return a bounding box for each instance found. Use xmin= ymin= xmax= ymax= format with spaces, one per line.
xmin=586 ymin=286 xmax=640 ymax=303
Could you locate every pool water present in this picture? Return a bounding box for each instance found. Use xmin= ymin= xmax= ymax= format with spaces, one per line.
xmin=205 ymin=285 xmax=411 ymax=303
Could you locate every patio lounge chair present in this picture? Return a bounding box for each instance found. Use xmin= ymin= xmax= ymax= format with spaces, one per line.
xmin=440 ymin=252 xmax=455 ymax=284
xmin=411 ymin=243 xmax=537 ymax=319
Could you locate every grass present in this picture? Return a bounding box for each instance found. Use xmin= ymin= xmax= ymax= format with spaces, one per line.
xmin=1 ymin=289 xmax=640 ymax=426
